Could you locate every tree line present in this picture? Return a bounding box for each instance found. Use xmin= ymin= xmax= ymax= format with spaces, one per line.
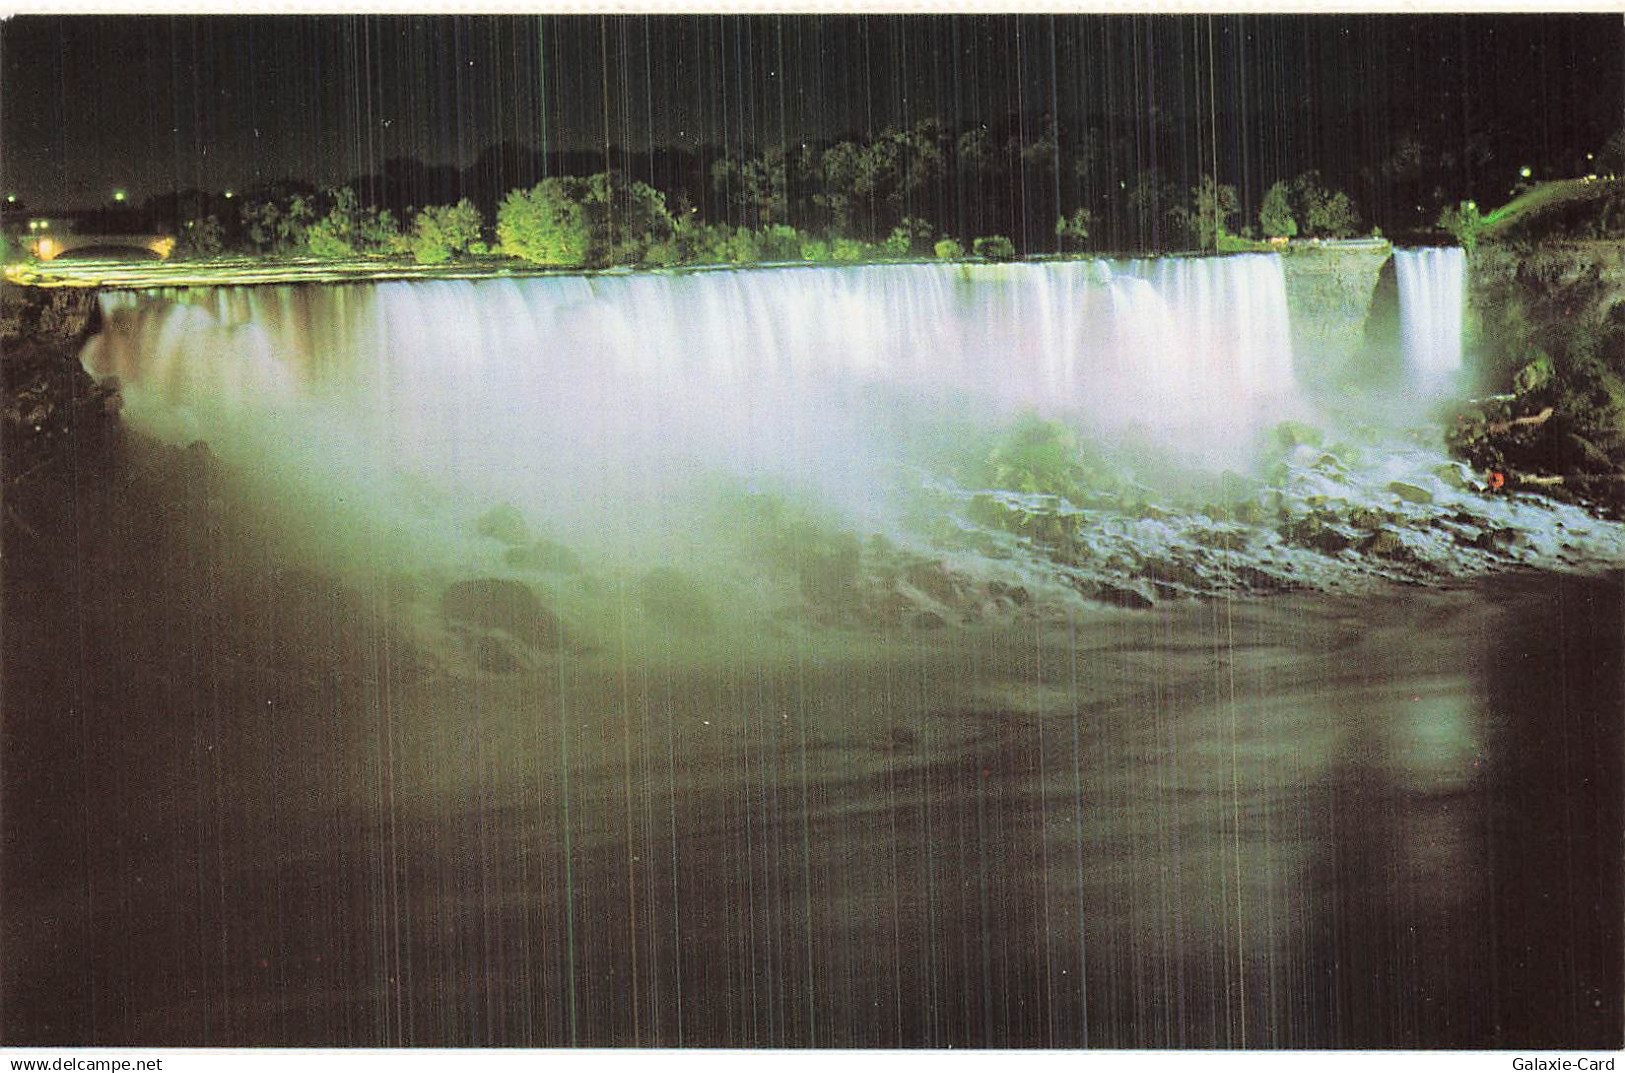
xmin=46 ymin=113 xmax=1616 ymax=268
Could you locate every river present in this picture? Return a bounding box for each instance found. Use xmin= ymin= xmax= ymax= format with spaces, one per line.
xmin=2 ymin=424 xmax=1618 ymax=1048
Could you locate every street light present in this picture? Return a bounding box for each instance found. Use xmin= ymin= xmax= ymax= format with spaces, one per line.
xmin=223 ymin=190 xmax=235 ymax=199
xmin=1518 ymin=166 xmax=1532 ymax=180
xmin=113 ymin=190 xmax=127 ymax=202
xmin=4 ymin=194 xmax=14 ymax=204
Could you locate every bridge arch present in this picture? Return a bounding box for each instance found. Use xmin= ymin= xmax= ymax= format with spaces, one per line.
xmin=27 ymin=233 xmax=175 ymax=260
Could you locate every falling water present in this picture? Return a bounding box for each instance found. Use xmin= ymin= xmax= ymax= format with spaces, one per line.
xmin=81 ymin=255 xmax=1298 ymax=561
xmin=1394 ymin=246 xmax=1467 ymax=383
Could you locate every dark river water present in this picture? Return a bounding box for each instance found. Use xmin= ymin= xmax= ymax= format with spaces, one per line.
xmin=3 ymin=428 xmax=1620 ymax=1049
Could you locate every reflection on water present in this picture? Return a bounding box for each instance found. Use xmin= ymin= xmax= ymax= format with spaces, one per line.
xmin=2 ymin=434 xmax=1619 ymax=1048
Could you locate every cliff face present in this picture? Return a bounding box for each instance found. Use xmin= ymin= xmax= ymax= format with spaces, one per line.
xmin=1 ymin=284 xmax=109 ymax=481
xmin=1451 ymin=241 xmax=1625 ymax=514
xmin=1280 ymin=245 xmax=1394 ymax=383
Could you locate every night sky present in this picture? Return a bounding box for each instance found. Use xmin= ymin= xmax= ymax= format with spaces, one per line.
xmin=2 ymin=13 xmax=1621 ymax=211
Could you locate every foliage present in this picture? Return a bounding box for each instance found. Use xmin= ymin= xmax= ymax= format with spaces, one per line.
xmin=882 ymin=216 xmax=935 ymax=257
xmin=578 ymin=172 xmax=677 ymax=265
xmin=972 ymin=235 xmax=1016 ymax=261
xmin=1124 ymin=171 xmax=1187 ymax=248
xmin=799 ymin=239 xmax=831 ymax=262
xmin=668 ymin=217 xmax=729 ymax=264
xmin=754 ymin=224 xmax=804 ymax=262
xmin=242 ymin=193 xmax=315 ymax=254
xmin=409 ymin=199 xmax=484 ymax=264
xmin=177 ymin=215 xmax=225 ymax=258
xmin=1289 ymin=172 xmax=1360 ymax=238
xmin=1215 ymin=232 xmax=1272 ymax=253
xmin=1175 ymin=175 xmax=1239 ymax=250
xmin=1436 ymin=200 xmax=1486 ymax=251
xmin=831 ymin=237 xmax=872 ymax=262
xmin=1259 ymin=181 xmax=1298 ymax=239
xmin=498 ymin=173 xmax=674 ymax=268
xmin=811 ymin=121 xmax=949 ymax=241
xmin=712 ymin=148 xmax=790 ymax=226
xmin=934 ymin=238 xmax=965 ymax=260
xmin=1055 ymin=208 xmax=1092 ymax=251
xmin=497 ymin=179 xmax=591 ymax=266
xmin=1601 ymin=129 xmax=1625 ymax=177
xmin=304 ymin=218 xmax=353 ymax=258
xmin=1307 ymin=190 xmax=1359 ymax=238
xmin=301 ymin=188 xmax=401 ymax=258
xmin=689 ymin=224 xmax=804 ymax=265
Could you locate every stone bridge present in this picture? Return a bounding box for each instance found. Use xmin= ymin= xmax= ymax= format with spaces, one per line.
xmin=26 ymin=232 xmax=175 ymax=261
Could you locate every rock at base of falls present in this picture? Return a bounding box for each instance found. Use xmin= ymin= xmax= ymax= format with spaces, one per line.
xmin=475 ymin=503 xmax=530 ymax=547
xmin=440 ymin=578 xmax=562 ymax=651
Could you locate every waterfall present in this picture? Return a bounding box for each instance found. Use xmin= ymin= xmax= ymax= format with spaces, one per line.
xmin=80 ymin=255 xmax=1299 ymax=558
xmin=1395 ymin=246 xmax=1466 ymax=383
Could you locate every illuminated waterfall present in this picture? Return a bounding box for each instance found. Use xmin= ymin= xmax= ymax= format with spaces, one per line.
xmin=1394 ymin=246 xmax=1466 ymax=383
xmin=81 ymin=256 xmax=1299 ymax=554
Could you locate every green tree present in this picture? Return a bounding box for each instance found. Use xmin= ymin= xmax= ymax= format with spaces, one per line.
xmin=576 ymin=172 xmax=676 ymax=265
xmin=712 ymin=148 xmax=789 ymax=227
xmin=1125 ymin=171 xmax=1185 ymax=249
xmin=497 ymin=179 xmax=591 ymax=266
xmin=1055 ymin=208 xmax=1092 ymax=251
xmin=814 ymin=141 xmax=866 ymax=237
xmin=1259 ymin=181 xmax=1298 ymax=239
xmin=177 ymin=215 xmax=225 ymax=258
xmin=973 ymin=235 xmax=1016 ymax=261
xmin=831 ymin=237 xmax=872 ymax=262
xmin=242 ymin=193 xmax=315 ymax=255
xmin=302 ymin=188 xmax=400 ymax=258
xmin=410 ymin=199 xmax=484 ymax=263
xmin=1436 ymin=200 xmax=1485 ymax=251
xmin=1289 ymin=172 xmax=1361 ymax=238
xmin=1307 ymin=190 xmax=1359 ymax=238
xmin=883 ymin=216 xmax=935 ymax=257
xmin=1177 ymin=175 xmax=1239 ymax=250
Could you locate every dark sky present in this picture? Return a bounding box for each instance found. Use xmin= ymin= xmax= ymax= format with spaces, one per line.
xmin=2 ymin=13 xmax=1621 ymax=210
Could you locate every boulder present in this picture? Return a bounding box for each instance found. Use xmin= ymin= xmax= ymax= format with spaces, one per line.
xmin=504 ymin=538 xmax=582 ymax=574
xmin=440 ymin=578 xmax=561 ymax=650
xmin=986 ymin=580 xmax=1032 ymax=607
xmin=637 ymin=567 xmax=714 ymax=633
xmin=1283 ymin=516 xmax=1353 ymax=554
xmin=903 ymin=561 xmax=962 ymax=606
xmin=475 ymin=503 xmax=530 ymax=547
xmin=1386 ymin=480 xmax=1433 ymax=505
xmin=1092 ymin=582 xmax=1155 ymax=610
xmin=1360 ymin=528 xmax=1408 ymax=559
